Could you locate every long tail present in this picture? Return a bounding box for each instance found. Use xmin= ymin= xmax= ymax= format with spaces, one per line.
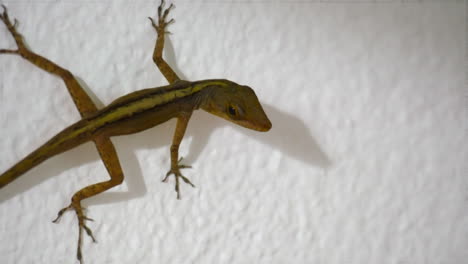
xmin=0 ymin=120 xmax=90 ymax=189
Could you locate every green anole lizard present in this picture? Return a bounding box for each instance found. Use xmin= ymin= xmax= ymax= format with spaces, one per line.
xmin=0 ymin=1 xmax=271 ymax=262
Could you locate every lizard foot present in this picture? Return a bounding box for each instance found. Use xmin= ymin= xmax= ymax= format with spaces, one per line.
xmin=0 ymin=5 xmax=23 ymax=54
xmin=163 ymin=157 xmax=195 ymax=199
xmin=148 ymin=0 xmax=175 ymax=35
xmin=52 ymin=202 xmax=96 ymax=263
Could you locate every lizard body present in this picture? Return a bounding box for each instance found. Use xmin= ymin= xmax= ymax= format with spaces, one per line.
xmin=0 ymin=79 xmax=270 ymax=189
xmin=0 ymin=1 xmax=271 ymax=262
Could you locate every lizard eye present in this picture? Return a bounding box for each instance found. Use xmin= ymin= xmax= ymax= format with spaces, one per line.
xmin=228 ymin=105 xmax=237 ymax=116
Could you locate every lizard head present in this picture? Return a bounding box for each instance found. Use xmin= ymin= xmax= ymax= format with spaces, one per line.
xmin=199 ymin=80 xmax=272 ymax=132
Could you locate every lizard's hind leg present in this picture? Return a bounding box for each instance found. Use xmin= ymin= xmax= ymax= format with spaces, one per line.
xmin=52 ymin=136 xmax=125 ymax=262
xmin=1 ymin=6 xmax=127 ymax=263
xmin=0 ymin=5 xmax=98 ymax=117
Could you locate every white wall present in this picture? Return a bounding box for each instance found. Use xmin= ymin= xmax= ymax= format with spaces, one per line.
xmin=0 ymin=0 xmax=466 ymax=263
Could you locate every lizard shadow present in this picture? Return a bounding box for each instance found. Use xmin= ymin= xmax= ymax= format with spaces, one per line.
xmin=0 ymin=103 xmax=328 ymax=205
xmin=87 ymin=102 xmax=331 ymax=205
xmin=0 ymin=104 xmax=329 ymax=205
xmin=185 ymin=104 xmax=331 ymax=169
xmin=0 ymin=36 xmax=330 ymax=205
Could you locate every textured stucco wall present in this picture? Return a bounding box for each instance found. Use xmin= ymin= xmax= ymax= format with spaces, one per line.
xmin=0 ymin=0 xmax=466 ymax=263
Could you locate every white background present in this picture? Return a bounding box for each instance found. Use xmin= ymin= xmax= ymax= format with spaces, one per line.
xmin=0 ymin=0 xmax=466 ymax=263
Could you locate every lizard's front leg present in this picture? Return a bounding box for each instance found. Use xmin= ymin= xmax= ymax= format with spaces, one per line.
xmin=148 ymin=0 xmax=180 ymax=84
xmin=162 ymin=112 xmax=195 ymax=199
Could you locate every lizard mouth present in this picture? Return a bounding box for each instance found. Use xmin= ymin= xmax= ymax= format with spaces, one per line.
xmin=256 ymin=119 xmax=272 ymax=132
xmin=237 ymin=118 xmax=272 ymax=132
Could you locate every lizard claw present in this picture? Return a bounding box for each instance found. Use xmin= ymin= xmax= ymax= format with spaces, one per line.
xmin=0 ymin=4 xmax=23 ymax=55
xmin=150 ymin=0 xmax=175 ymax=35
xmin=52 ymin=202 xmax=97 ymax=263
xmin=0 ymin=5 xmax=13 ymax=29
xmin=1 ymin=5 xmax=8 ymax=18
xmin=163 ymin=157 xmax=195 ymax=199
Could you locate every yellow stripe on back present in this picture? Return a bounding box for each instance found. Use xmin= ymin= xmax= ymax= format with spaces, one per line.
xmin=54 ymin=80 xmax=229 ymax=147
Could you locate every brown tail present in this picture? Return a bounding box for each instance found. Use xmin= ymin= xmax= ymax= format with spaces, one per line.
xmin=0 ymin=121 xmax=90 ymax=189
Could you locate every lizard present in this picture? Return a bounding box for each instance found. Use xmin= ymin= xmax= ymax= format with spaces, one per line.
xmin=0 ymin=1 xmax=271 ymax=263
